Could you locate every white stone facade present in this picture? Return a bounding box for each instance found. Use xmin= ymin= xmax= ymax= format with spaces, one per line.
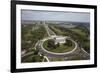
xmin=54 ymin=36 xmax=66 ymax=45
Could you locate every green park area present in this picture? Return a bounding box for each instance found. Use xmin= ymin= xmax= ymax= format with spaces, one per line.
xmin=21 ymin=24 xmax=48 ymax=51
xmin=21 ymin=48 xmax=47 ymax=62
xmin=21 ymin=24 xmax=48 ymax=63
xmin=43 ymin=39 xmax=75 ymax=53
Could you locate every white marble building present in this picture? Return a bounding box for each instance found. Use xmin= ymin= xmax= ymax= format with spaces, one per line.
xmin=54 ymin=36 xmax=66 ymax=45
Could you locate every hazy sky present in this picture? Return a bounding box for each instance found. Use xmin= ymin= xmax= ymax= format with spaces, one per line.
xmin=21 ymin=10 xmax=90 ymax=23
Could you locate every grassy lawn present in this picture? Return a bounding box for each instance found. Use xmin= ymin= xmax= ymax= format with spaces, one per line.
xmin=43 ymin=39 xmax=75 ymax=53
xmin=49 ymin=26 xmax=64 ymax=35
xmin=82 ymin=41 xmax=90 ymax=53
xmin=69 ymin=28 xmax=86 ymax=36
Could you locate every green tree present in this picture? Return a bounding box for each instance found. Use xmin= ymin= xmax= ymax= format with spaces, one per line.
xmin=56 ymin=42 xmax=60 ymax=47
xmin=34 ymin=49 xmax=39 ymax=55
xmin=66 ymin=39 xmax=72 ymax=46
xmin=47 ymin=39 xmax=56 ymax=49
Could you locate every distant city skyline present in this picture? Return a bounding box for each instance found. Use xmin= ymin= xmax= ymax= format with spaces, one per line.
xmin=21 ymin=10 xmax=90 ymax=23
